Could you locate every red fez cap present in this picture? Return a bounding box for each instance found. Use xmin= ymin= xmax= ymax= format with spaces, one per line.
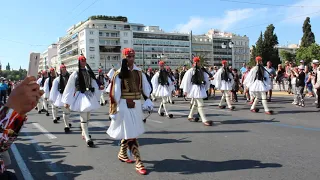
xmin=49 ymin=68 xmax=55 ymax=72
xmin=60 ymin=64 xmax=66 ymax=69
xmin=78 ymin=55 xmax=86 ymax=61
xmin=166 ymin=66 xmax=170 ymax=70
xmin=159 ymin=60 xmax=165 ymax=66
xmin=221 ymin=60 xmax=228 ymax=65
xmin=256 ymin=56 xmax=262 ymax=62
xmin=193 ymin=56 xmax=200 ymax=63
xmin=98 ymin=69 xmax=102 ymax=73
xmin=122 ymin=48 xmax=135 ymax=56
xmin=148 ymin=67 xmax=152 ymax=71
xmin=42 ymin=70 xmax=47 ymax=74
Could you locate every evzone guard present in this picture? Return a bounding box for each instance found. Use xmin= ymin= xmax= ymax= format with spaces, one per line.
xmin=44 ymin=68 xmax=58 ymax=123
xmin=180 ymin=56 xmax=213 ymax=126
xmin=243 ymin=56 xmax=273 ymax=114
xmin=214 ymin=60 xmax=235 ymax=110
xmin=36 ymin=70 xmax=49 ymax=115
xmin=49 ymin=64 xmax=72 ymax=132
xmin=151 ymin=61 xmax=173 ymax=118
xmin=166 ymin=66 xmax=175 ymax=104
xmin=96 ymin=68 xmax=108 ymax=106
xmin=62 ymin=55 xmax=103 ymax=147
xmin=107 ymin=48 xmax=153 ymax=175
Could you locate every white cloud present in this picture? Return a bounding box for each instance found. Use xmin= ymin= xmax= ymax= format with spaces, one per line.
xmin=175 ymin=8 xmax=268 ymax=34
xmin=283 ymin=0 xmax=320 ymax=24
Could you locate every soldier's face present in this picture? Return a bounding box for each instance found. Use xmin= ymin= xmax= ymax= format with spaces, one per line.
xmin=126 ymin=54 xmax=135 ymax=66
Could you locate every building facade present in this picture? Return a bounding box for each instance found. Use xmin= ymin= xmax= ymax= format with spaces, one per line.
xmin=133 ymin=26 xmax=191 ymax=70
xmin=39 ymin=44 xmax=58 ymax=71
xmin=192 ymin=35 xmax=213 ymax=66
xmin=57 ymin=18 xmax=144 ymax=73
xmin=49 ymin=17 xmax=249 ymax=72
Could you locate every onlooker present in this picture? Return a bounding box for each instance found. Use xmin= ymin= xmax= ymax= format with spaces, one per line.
xmin=231 ymin=69 xmax=240 ymax=102
xmin=276 ymin=64 xmax=285 ymax=91
xmin=240 ymin=63 xmax=247 ymax=77
xmin=294 ymin=65 xmax=306 ymax=107
xmin=0 ymin=80 xmax=9 ymax=104
xmin=265 ymin=61 xmax=276 ymax=102
xmin=0 ymin=76 xmax=44 ymax=178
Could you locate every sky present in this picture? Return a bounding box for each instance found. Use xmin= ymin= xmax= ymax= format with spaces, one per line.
xmin=1 ymin=0 xmax=320 ymax=70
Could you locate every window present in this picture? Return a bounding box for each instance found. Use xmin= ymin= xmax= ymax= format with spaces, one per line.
xmin=124 ymin=32 xmax=128 ymax=36
xmin=106 ymin=33 xmax=109 ymax=37
xmin=80 ymin=40 xmax=84 ymax=45
xmin=124 ymin=40 xmax=128 ymax=44
xmin=89 ymin=47 xmax=95 ymax=51
xmin=89 ymin=39 xmax=95 ymax=44
xmin=114 ymin=25 xmax=117 ymax=29
xmin=90 ymin=55 xmax=95 ymax=60
xmin=99 ymin=32 xmax=103 ymax=36
xmin=90 ymin=31 xmax=94 ymax=35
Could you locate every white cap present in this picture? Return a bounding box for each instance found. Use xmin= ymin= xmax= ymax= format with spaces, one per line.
xmin=312 ymin=59 xmax=319 ymax=64
xmin=298 ymin=65 xmax=305 ymax=70
xmin=300 ymin=60 xmax=304 ymax=63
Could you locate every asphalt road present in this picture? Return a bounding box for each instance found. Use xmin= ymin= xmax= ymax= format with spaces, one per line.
xmin=6 ymin=92 xmax=320 ymax=180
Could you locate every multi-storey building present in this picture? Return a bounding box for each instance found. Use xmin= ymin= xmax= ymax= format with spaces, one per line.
xmin=57 ymin=16 xmax=144 ymax=73
xmin=133 ymin=26 xmax=191 ymax=70
xmin=53 ymin=16 xmax=249 ymax=72
xmin=39 ymin=44 xmax=58 ymax=71
xmin=206 ymin=29 xmax=250 ymax=69
xmin=192 ymin=35 xmax=213 ymax=66
xmin=231 ymin=35 xmax=250 ymax=69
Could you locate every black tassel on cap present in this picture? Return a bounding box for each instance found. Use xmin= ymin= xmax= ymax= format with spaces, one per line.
xmin=119 ymin=59 xmax=129 ymax=79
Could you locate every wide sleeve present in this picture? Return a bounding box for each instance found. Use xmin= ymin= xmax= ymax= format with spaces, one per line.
xmin=61 ymin=71 xmax=77 ymax=105
xmin=180 ymin=69 xmax=193 ymax=94
xmin=43 ymin=78 xmax=50 ymax=98
xmin=91 ymin=78 xmax=102 ymax=99
xmin=244 ymin=66 xmax=258 ymax=88
xmin=214 ymin=69 xmax=222 ymax=88
xmin=151 ymin=72 xmax=159 ymax=93
xmin=203 ymin=72 xmax=210 ymax=90
xmin=142 ymin=73 xmax=151 ymax=97
xmin=49 ymin=77 xmax=60 ymax=102
xmin=112 ymin=76 xmax=121 ymax=105
xmin=36 ymin=78 xmax=42 ymax=85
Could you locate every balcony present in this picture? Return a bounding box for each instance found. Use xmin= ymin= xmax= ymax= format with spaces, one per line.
xmin=60 ymin=49 xmax=79 ymax=62
xmin=99 ymin=46 xmax=121 ymax=54
xmin=99 ymin=41 xmax=120 ymax=46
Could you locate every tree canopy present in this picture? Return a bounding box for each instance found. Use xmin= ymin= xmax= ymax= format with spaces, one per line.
xmin=301 ymin=17 xmax=315 ymax=48
xmin=295 ymin=43 xmax=320 ymax=65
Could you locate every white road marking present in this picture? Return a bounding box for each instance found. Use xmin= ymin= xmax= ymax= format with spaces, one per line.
xmin=171 ymin=111 xmax=188 ymax=115
xmin=32 ymin=123 xmax=57 ymax=139
xmin=173 ymin=104 xmax=231 ymax=113
xmin=11 ymin=144 xmax=35 ymax=180
xmin=147 ymin=119 xmax=163 ymax=124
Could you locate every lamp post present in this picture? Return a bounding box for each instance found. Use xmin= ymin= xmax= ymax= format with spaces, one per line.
xmin=221 ymin=41 xmax=234 ymax=67
xmin=142 ymin=44 xmax=145 ymax=71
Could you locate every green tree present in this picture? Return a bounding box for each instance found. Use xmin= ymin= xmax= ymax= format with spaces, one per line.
xmin=262 ymin=24 xmax=281 ymax=66
xmin=249 ymin=45 xmax=257 ymax=66
xmin=6 ymin=63 xmax=10 ymax=71
xmin=279 ymin=50 xmax=295 ymax=62
xmin=301 ymin=17 xmax=315 ymax=47
xmin=295 ymin=43 xmax=320 ymax=64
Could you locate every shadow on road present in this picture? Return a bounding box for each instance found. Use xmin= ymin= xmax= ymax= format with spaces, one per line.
xmin=145 ymin=130 xmax=249 ymax=135
xmin=145 ymin=155 xmax=282 ymax=175
xmin=12 ymin=141 xmax=93 ymax=179
xmin=218 ymin=119 xmax=279 ymax=125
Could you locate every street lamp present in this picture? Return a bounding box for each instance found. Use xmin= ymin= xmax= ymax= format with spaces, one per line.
xmin=221 ymin=41 xmax=234 ymax=66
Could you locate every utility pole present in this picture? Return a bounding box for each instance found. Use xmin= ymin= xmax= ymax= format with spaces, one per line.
xmin=142 ymin=44 xmax=145 ymax=71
